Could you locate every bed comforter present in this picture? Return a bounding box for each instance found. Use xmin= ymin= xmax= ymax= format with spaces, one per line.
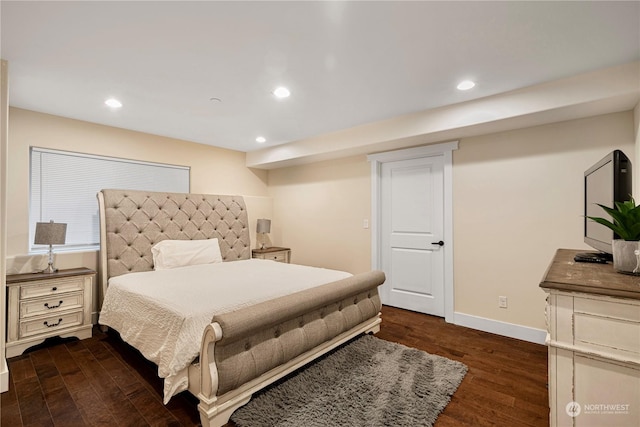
xmin=98 ymin=259 xmax=351 ymax=402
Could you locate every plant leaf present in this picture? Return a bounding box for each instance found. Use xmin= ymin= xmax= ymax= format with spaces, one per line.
xmin=587 ymin=198 xmax=640 ymax=241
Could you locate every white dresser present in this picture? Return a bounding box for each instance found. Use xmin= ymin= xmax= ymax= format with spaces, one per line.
xmin=541 ymin=249 xmax=639 ymax=427
xmin=6 ymin=268 xmax=94 ymax=357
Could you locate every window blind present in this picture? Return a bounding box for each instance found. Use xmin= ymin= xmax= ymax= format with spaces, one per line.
xmin=30 ymin=147 xmax=190 ymax=251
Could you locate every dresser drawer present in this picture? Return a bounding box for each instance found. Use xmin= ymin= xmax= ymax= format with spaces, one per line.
xmin=20 ymin=291 xmax=84 ymax=319
xmin=20 ymin=276 xmax=85 ymax=300
xmin=574 ymin=296 xmax=640 ymax=359
xmin=19 ymin=310 xmax=84 ymax=339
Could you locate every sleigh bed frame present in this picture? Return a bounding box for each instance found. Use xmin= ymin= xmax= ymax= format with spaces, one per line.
xmin=97 ymin=189 xmax=384 ymax=427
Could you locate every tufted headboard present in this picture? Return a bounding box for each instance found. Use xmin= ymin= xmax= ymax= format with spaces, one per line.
xmin=97 ymin=189 xmax=251 ymax=301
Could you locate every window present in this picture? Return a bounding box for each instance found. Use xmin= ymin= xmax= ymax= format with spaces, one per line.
xmin=30 ymin=147 xmax=190 ymax=251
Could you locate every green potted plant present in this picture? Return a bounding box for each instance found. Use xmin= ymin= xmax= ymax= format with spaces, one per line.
xmin=587 ymin=198 xmax=640 ymax=274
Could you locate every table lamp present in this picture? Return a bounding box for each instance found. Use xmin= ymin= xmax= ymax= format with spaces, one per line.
xmin=257 ymin=218 xmax=271 ymax=250
xmin=34 ymin=220 xmax=67 ymax=273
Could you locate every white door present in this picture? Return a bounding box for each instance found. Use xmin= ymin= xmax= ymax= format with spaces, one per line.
xmin=379 ymin=154 xmax=445 ymax=316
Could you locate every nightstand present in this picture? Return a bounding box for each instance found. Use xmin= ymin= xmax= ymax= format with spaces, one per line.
xmin=6 ymin=267 xmax=95 ymax=358
xmin=252 ymin=247 xmax=291 ymax=263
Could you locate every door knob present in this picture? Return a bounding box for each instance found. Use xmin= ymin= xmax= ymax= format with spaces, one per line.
xmin=431 ymin=241 xmax=444 ymax=246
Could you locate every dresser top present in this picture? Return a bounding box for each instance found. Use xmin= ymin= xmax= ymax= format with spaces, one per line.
xmin=540 ymin=249 xmax=640 ymax=300
xmin=6 ymin=267 xmax=96 ymax=284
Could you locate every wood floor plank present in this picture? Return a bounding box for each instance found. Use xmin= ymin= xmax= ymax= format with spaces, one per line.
xmin=84 ymin=337 xmax=151 ymax=398
xmin=70 ymin=387 xmax=120 ymax=427
xmin=84 ymin=337 xmax=182 ymax=426
xmin=468 ymin=369 xmax=549 ymax=408
xmin=98 ymin=332 xmax=202 ymax=426
xmin=13 ymin=374 xmax=53 ymax=427
xmin=459 ymin=384 xmax=546 ymax=427
xmin=462 ymin=377 xmax=516 ymax=407
xmin=0 ymin=401 xmax=22 ymax=427
xmin=163 ymin=394 xmax=203 ymax=427
xmin=0 ymin=371 xmax=22 ymax=427
xmin=128 ymin=388 xmax=183 ymax=427
xmin=438 ymin=399 xmax=503 ymax=427
xmin=29 ymin=348 xmax=86 ymax=426
xmin=101 ymin=332 xmax=167 ymax=397
xmin=7 ymin=356 xmax=37 ymax=383
xmin=66 ymin=340 xmax=148 ymax=427
xmin=48 ymin=343 xmax=116 ymax=426
xmin=2 ymin=306 xmax=549 ymax=427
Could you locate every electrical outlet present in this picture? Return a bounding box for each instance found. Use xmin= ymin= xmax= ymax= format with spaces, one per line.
xmin=363 ymin=219 xmax=369 ymax=229
xmin=498 ymin=296 xmax=508 ymax=308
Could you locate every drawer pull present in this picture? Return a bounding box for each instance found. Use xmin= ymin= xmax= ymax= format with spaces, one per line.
xmin=44 ymin=318 xmax=63 ymax=328
xmin=52 ymin=286 xmax=58 ymax=291
xmin=44 ymin=301 xmax=63 ymax=309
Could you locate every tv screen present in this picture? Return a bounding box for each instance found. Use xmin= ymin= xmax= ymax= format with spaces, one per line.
xmin=584 ymin=150 xmax=632 ymax=255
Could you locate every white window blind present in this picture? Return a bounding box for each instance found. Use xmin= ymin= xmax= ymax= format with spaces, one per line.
xmin=30 ymin=147 xmax=190 ymax=251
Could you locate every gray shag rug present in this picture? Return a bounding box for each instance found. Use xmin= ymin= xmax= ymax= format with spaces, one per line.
xmin=230 ymin=334 xmax=468 ymax=427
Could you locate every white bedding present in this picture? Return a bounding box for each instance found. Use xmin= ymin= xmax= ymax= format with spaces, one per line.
xmin=98 ymin=259 xmax=351 ymax=403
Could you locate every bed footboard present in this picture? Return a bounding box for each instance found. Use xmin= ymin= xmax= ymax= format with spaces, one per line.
xmin=195 ymin=270 xmax=385 ymax=427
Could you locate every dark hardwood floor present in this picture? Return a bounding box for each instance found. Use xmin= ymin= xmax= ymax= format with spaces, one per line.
xmin=1 ymin=306 xmax=549 ymax=426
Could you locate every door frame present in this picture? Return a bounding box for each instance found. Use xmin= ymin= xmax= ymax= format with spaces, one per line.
xmin=368 ymin=141 xmax=458 ymax=323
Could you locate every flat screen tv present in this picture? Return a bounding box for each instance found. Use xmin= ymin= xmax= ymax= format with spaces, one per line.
xmin=583 ymin=149 xmax=632 ymax=257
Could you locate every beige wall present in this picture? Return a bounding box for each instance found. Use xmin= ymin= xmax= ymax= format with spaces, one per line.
xmin=7 ymin=108 xmax=270 ymax=258
xmin=268 ymin=111 xmax=635 ymax=332
xmin=268 ymin=155 xmax=371 ymax=274
xmin=7 ymin=108 xmax=271 ymax=315
xmin=454 ymin=111 xmax=634 ymax=330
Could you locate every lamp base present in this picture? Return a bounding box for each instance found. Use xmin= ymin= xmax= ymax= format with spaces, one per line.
xmin=258 ymin=233 xmax=270 ymax=250
xmin=42 ymin=246 xmax=58 ymax=273
xmin=41 ymin=263 xmax=58 ymax=274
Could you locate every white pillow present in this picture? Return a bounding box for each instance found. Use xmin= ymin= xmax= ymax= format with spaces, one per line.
xmin=151 ymin=239 xmax=223 ymax=270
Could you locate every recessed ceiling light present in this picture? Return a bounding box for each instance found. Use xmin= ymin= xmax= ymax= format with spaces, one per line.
xmin=273 ymin=87 xmax=291 ymax=99
xmin=105 ymin=98 xmax=123 ymax=108
xmin=256 ymin=136 xmax=266 ymax=143
xmin=456 ymin=80 xmax=476 ymax=91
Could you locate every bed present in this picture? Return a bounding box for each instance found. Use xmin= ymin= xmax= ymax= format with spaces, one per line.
xmin=97 ymin=189 xmax=385 ymax=427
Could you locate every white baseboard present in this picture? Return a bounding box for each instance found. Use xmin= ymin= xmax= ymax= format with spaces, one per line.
xmin=453 ymin=312 xmax=547 ymax=345
xmin=1 ymin=357 xmax=8 ymax=393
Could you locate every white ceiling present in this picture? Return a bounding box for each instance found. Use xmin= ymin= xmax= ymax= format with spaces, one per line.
xmin=2 ymin=1 xmax=639 ymax=153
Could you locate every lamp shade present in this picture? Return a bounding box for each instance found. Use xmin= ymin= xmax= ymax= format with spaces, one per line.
xmin=34 ymin=220 xmax=67 ymax=245
xmin=256 ymin=218 xmax=271 ymax=234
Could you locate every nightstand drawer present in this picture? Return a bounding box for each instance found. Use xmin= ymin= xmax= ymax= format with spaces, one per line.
xmin=265 ymin=253 xmax=287 ymax=262
xmin=20 ymin=276 xmax=85 ymax=300
xmin=19 ymin=310 xmax=84 ymax=339
xmin=20 ymin=292 xmax=84 ymax=319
